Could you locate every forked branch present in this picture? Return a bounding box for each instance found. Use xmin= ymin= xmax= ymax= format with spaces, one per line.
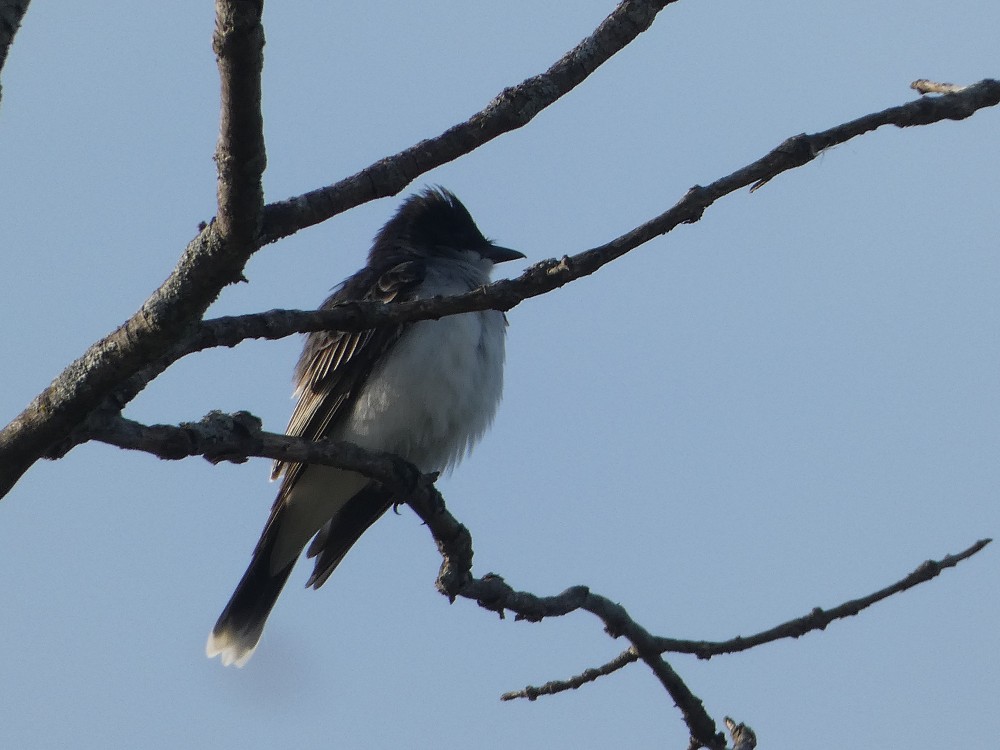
xmin=82 ymin=410 xmax=992 ymax=749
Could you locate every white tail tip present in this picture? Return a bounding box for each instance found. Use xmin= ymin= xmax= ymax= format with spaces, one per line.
xmin=206 ymin=629 xmax=258 ymax=668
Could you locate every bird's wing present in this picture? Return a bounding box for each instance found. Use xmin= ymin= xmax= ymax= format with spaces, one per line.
xmin=304 ymin=484 xmax=394 ymax=589
xmin=253 ymin=260 xmax=424 ymax=558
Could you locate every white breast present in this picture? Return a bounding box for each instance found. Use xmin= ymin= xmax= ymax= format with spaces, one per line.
xmin=337 ymin=256 xmax=507 ymax=472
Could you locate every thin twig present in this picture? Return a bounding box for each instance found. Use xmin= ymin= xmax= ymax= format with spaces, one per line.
xmin=500 ymin=647 xmax=639 ymax=701
xmin=501 ymin=539 xmax=992 ymax=700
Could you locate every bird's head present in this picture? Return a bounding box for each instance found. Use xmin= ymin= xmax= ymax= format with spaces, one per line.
xmin=371 ymin=187 xmax=524 ymax=266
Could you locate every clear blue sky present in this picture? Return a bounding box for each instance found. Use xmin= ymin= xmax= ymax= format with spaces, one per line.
xmin=1 ymin=2 xmax=997 ymax=748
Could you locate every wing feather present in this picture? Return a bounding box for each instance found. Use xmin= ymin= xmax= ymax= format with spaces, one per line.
xmin=254 ymin=260 xmax=424 ymax=558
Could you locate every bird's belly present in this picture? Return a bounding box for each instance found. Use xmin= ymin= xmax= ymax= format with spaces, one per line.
xmin=338 ymin=310 xmax=506 ymax=472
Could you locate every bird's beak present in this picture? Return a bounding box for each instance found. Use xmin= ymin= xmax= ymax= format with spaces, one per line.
xmin=481 ymin=244 xmax=526 ymax=264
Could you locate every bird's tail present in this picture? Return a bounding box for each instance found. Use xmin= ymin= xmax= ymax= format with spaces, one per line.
xmin=206 ymin=531 xmax=295 ymax=668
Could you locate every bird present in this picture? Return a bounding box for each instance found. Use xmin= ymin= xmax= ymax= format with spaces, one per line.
xmin=206 ymin=187 xmax=524 ymax=667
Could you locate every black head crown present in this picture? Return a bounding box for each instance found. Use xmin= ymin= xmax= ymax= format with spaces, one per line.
xmin=370 ymin=187 xmax=524 ymax=264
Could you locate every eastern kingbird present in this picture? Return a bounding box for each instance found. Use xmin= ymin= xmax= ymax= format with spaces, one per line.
xmin=206 ymin=187 xmax=524 ymax=667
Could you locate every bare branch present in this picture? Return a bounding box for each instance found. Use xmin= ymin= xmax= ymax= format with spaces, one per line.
xmin=0 ymin=0 xmax=30 ymax=108
xmin=46 ymin=76 xmax=999 ymax=465
xmin=406 ymin=500 xmax=724 ymax=746
xmin=213 ymin=0 xmax=266 ymax=245
xmin=258 ymin=0 xmax=680 ymax=244
xmin=3 ymin=15 xmax=995 ymax=505
xmin=0 ymin=0 xmax=677 ymax=500
xmin=461 ymin=577 xmax=720 ymax=739
xmin=500 ymin=647 xmax=640 ymax=701
xmin=744 ymin=78 xmax=999 ymax=189
xmin=4 ymin=0 xmax=991 ymax=743
xmin=85 ymin=410 xmax=721 ymax=745
xmin=655 ymin=537 xmax=993 ymax=657
xmin=116 ymin=78 xmax=1000 ymax=382
xmin=179 ymin=79 xmax=1000 ymax=353
xmin=0 ymin=0 xmax=267 ymax=500
xmin=85 ymin=411 xmax=431 ymax=497
xmin=81 ymin=409 xmax=990 ymax=746
xmin=502 ymin=539 xmax=992 ymax=700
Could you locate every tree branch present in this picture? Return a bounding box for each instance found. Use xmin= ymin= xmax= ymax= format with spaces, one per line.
xmin=455 ymin=573 xmax=726 ymax=748
xmin=657 ymin=537 xmax=993 ymax=657
xmin=80 ymin=410 xmax=989 ymax=747
xmin=0 ymin=0 xmax=267 ymax=499
xmin=105 ymin=77 xmax=1000 ymax=409
xmin=0 ymin=0 xmax=30 ymax=109
xmin=85 ymin=410 xmax=430 ymax=496
xmin=257 ymin=0 xmax=679 ymax=244
xmin=167 ymin=78 xmax=1000 ymax=355
xmin=85 ymin=411 xmax=722 ymax=743
xmin=3 ymin=0 xmax=991 ymax=743
xmin=3 ymin=1 xmax=995 ymax=504
xmin=500 ymin=539 xmax=992 ymax=701
xmin=213 ymin=0 xmax=266 ymax=246
xmin=0 ymin=0 xmax=678 ymax=500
